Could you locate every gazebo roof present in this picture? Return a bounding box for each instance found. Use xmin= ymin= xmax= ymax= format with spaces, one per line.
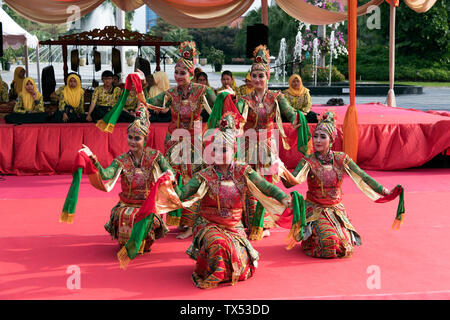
xmin=39 ymin=26 xmax=178 ymax=47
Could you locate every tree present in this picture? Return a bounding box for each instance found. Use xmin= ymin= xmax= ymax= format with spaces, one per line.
xmin=189 ymin=27 xmax=239 ymax=63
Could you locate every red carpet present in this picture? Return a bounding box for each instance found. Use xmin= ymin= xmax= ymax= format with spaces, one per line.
xmin=1 ymin=169 xmax=450 ymax=300
xmin=1 ymin=103 xmax=449 ymax=174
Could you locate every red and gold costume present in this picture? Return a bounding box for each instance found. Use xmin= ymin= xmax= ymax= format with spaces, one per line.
xmin=280 ymin=111 xmax=405 ymax=258
xmin=60 ymin=108 xmax=175 ymax=254
xmin=146 ymin=41 xmax=216 ymax=228
xmin=117 ymin=112 xmax=291 ymax=289
xmin=235 ymin=45 xmax=298 ymax=231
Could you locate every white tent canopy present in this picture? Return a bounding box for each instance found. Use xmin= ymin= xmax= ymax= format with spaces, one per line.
xmin=1 ymin=6 xmax=38 ymax=49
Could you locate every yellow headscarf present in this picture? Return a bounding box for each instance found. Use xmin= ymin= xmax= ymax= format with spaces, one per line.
xmin=20 ymin=77 xmax=42 ymax=111
xmin=244 ymin=73 xmax=253 ymax=95
xmin=13 ymin=67 xmax=26 ymax=95
xmin=148 ymin=71 xmax=170 ymax=98
xmin=63 ymin=74 xmax=84 ymax=108
xmin=286 ymin=74 xmax=307 ymax=97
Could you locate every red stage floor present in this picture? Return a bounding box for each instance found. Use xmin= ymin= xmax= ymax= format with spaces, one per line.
xmin=1 ymin=169 xmax=450 ymax=300
xmin=1 ymin=103 xmax=449 ymax=174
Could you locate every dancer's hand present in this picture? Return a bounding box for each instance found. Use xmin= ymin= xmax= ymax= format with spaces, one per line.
xmin=86 ymin=114 xmax=93 ymax=122
xmin=79 ymin=144 xmax=96 ymax=163
xmin=281 ymin=196 xmax=292 ymax=209
xmin=219 ymin=85 xmax=235 ymax=97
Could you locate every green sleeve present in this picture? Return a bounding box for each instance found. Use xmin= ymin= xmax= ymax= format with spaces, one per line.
xmin=247 ymin=168 xmax=288 ymax=202
xmin=94 ymin=159 xmax=120 ymax=180
xmin=347 ymin=158 xmax=387 ymax=195
xmin=146 ymin=91 xmax=168 ymax=107
xmin=35 ymin=96 xmax=44 ymax=112
xmin=282 ymin=157 xmax=308 ymax=188
xmin=156 ymin=151 xmax=176 ymax=176
xmin=292 ymin=157 xmax=308 ymax=177
xmin=277 ymin=94 xmax=297 ymax=124
xmin=13 ymin=96 xmax=26 ymax=113
xmin=205 ymin=86 xmax=216 ymax=108
xmin=175 ymin=174 xmax=202 ymax=201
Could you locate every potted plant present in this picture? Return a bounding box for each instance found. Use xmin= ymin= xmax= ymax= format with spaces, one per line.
xmin=126 ymin=49 xmax=137 ymax=66
xmin=1 ymin=48 xmax=15 ymax=71
xmin=207 ymin=47 xmax=225 ymax=72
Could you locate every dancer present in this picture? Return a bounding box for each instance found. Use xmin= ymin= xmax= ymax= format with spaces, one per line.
xmin=117 ymin=107 xmax=292 ymax=289
xmin=279 ymin=111 xmax=405 ymax=258
xmin=234 ymin=45 xmax=300 ymax=238
xmin=60 ymin=106 xmax=175 ymax=253
xmin=145 ymin=41 xmax=216 ymax=239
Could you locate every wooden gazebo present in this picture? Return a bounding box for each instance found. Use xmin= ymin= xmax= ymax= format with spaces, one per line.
xmin=39 ymin=26 xmax=179 ymax=81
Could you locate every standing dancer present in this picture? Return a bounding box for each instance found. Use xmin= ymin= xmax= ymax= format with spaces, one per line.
xmin=234 ymin=45 xmax=300 ymax=239
xmin=145 ymin=41 xmax=217 ymax=239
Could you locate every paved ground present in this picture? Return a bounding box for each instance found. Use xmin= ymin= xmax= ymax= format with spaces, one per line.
xmin=1 ymin=62 xmax=449 ymax=111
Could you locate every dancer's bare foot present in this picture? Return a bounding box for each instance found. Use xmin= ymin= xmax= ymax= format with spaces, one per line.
xmin=262 ymin=229 xmax=271 ymax=238
xmin=176 ymin=227 xmax=193 ymax=239
xmin=177 ymin=225 xmax=187 ymax=231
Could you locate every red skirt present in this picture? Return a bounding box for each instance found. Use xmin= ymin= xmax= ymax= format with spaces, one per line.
xmin=187 ymin=217 xmax=259 ymax=289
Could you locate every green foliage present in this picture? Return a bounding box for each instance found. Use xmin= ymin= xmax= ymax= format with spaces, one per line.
xmin=188 ymin=27 xmax=239 ymax=63
xmin=207 ymin=47 xmax=225 ymax=68
xmin=301 ymin=65 xmax=346 ymax=82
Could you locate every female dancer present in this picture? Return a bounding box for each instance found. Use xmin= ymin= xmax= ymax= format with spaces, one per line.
xmin=145 ymin=41 xmax=216 ymax=239
xmin=117 ymin=109 xmax=292 ymax=289
xmin=60 ymin=107 xmax=175 ymax=254
xmin=280 ymin=111 xmax=404 ymax=258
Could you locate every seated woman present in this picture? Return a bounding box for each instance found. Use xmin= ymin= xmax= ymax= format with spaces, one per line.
xmin=0 ymin=74 xmax=9 ymax=102
xmin=146 ymin=71 xmax=171 ymax=123
xmin=283 ymin=74 xmax=318 ymax=123
xmin=86 ymin=70 xmax=122 ymax=122
xmin=280 ymin=111 xmax=404 ymax=258
xmin=236 ymin=72 xmax=253 ymax=99
xmin=9 ymin=66 xmax=26 ymax=101
xmin=62 ymin=107 xmax=175 ymax=253
xmin=50 ymin=73 xmax=85 ymax=123
xmin=4 ymin=77 xmax=48 ymax=124
xmin=117 ymin=110 xmax=292 ymax=289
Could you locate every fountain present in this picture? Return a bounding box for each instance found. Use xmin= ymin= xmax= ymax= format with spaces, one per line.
xmin=274 ymin=38 xmax=287 ymax=85
xmin=328 ymin=30 xmax=335 ymax=86
xmin=312 ymin=38 xmax=319 ymax=87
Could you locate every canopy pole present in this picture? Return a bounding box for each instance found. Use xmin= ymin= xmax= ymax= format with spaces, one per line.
xmin=36 ymin=45 xmax=41 ymax=92
xmin=261 ymin=0 xmax=268 ymax=26
xmin=115 ymin=7 xmax=126 ymax=82
xmin=24 ymin=45 xmax=29 ymax=77
xmin=387 ymin=1 xmax=397 ymax=107
xmin=342 ymin=0 xmax=359 ymax=162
